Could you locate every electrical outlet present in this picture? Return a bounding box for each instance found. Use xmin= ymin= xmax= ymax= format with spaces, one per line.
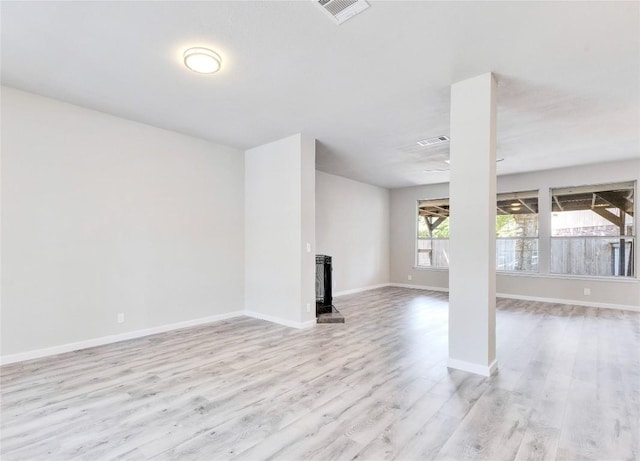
xmin=306 ymin=243 xmax=311 ymax=253
xmin=117 ymin=313 xmax=125 ymax=323
xmin=306 ymin=303 xmax=311 ymax=313
xmin=583 ymin=288 xmax=591 ymax=296
xmin=408 ymin=275 xmax=412 ymax=281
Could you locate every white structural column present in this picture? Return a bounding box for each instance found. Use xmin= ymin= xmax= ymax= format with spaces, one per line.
xmin=448 ymin=72 xmax=497 ymax=377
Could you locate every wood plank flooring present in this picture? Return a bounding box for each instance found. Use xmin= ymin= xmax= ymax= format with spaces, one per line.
xmin=1 ymin=287 xmax=639 ymax=460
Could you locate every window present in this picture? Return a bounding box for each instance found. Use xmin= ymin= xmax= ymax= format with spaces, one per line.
xmin=417 ymin=191 xmax=539 ymax=271
xmin=551 ymin=182 xmax=635 ymax=277
xmin=496 ymin=191 xmax=539 ymax=272
xmin=417 ymin=198 xmax=450 ymax=268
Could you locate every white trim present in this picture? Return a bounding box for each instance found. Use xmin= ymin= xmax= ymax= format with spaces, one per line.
xmin=390 ymin=283 xmax=639 ymax=312
xmin=334 ymin=283 xmax=391 ymax=297
xmin=244 ymin=311 xmax=316 ymax=329
xmin=0 ymin=311 xmax=244 ymax=366
xmin=299 ymin=319 xmax=317 ymax=329
xmin=448 ymin=358 xmax=498 ymax=377
xmin=495 ymin=293 xmax=640 ymax=312
xmin=4 ymin=285 xmax=636 ymax=366
xmin=498 ymin=271 xmax=639 ymax=284
xmin=413 ymin=267 xmax=639 ymax=283
xmin=389 ymin=282 xmax=449 ymax=293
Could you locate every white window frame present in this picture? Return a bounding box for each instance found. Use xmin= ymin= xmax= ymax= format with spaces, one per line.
xmin=416 ymin=198 xmax=450 ymax=269
xmin=496 ymin=190 xmax=540 ymax=274
xmin=549 ymin=181 xmax=636 ymax=278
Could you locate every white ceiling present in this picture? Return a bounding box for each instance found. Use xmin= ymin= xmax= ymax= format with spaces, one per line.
xmin=1 ymin=1 xmax=638 ymax=189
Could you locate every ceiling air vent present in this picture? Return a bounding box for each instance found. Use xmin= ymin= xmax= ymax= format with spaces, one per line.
xmin=417 ymin=135 xmax=449 ymax=147
xmin=314 ymin=0 xmax=370 ymax=25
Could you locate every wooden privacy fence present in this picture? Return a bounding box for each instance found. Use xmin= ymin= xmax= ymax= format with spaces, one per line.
xmin=550 ymin=237 xmax=634 ymax=277
xmin=418 ymin=237 xmax=634 ymax=277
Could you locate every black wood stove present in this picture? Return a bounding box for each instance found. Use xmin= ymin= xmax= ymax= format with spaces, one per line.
xmin=315 ymin=255 xmax=333 ymax=315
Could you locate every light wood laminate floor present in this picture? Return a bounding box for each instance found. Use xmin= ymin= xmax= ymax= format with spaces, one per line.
xmin=1 ymin=287 xmax=639 ymax=460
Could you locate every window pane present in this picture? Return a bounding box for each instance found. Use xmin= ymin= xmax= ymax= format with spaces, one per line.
xmin=496 ymin=238 xmax=539 ymax=272
xmin=551 ymin=182 xmax=635 ymax=277
xmin=551 ymin=183 xmax=634 ymax=236
xmin=552 ymin=209 xmax=634 ymax=237
xmin=496 ymin=214 xmax=539 ymax=238
xmin=496 ymin=191 xmax=539 ymax=272
xmin=417 ymin=198 xmax=450 ymax=268
xmin=417 ymin=238 xmax=450 ymax=268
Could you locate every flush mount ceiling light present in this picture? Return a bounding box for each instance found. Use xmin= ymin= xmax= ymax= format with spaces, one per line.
xmin=183 ymin=47 xmax=221 ymax=74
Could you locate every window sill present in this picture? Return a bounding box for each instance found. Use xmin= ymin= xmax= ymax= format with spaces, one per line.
xmin=498 ymin=271 xmax=639 ymax=283
xmin=412 ymin=266 xmax=639 ymax=283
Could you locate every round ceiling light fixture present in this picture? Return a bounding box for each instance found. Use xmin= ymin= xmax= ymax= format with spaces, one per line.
xmin=183 ymin=47 xmax=221 ymax=74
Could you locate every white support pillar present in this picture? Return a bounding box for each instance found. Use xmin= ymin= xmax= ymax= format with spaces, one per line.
xmin=448 ymin=72 xmax=497 ymax=377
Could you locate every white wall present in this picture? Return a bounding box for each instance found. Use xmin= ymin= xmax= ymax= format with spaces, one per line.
xmin=316 ymin=171 xmax=390 ymax=294
xmin=244 ymin=134 xmax=315 ymax=326
xmin=390 ymin=159 xmax=640 ymax=309
xmin=1 ymin=87 xmax=245 ymax=357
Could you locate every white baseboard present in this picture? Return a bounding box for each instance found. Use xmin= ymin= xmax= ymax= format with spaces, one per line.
xmin=0 ymin=310 xmax=245 ymax=366
xmin=389 ymin=283 xmax=639 ymax=312
xmin=1 ymin=309 xmax=315 ymax=366
xmin=334 ymin=283 xmax=391 ymax=297
xmin=389 ymin=282 xmax=449 ymax=293
xmin=448 ymin=358 xmax=498 ymax=377
xmin=299 ymin=319 xmax=317 ymax=329
xmin=4 ymin=286 xmax=636 ymax=366
xmin=495 ymin=293 xmax=640 ymax=312
xmin=244 ymin=311 xmax=316 ymax=329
